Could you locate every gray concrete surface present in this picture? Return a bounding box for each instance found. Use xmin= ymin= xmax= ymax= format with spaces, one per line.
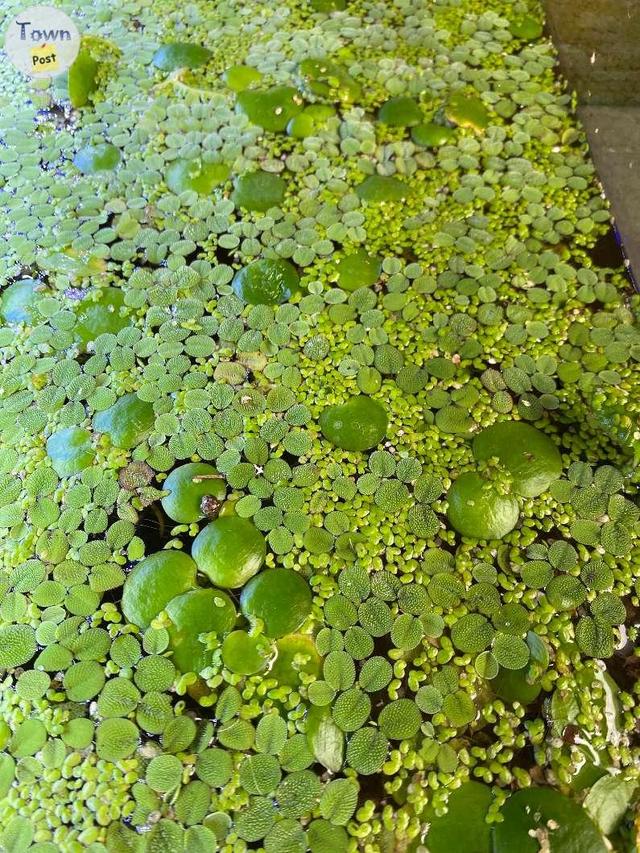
xmin=577 ymin=106 xmax=640 ymax=283
xmin=544 ymin=0 xmax=640 ymax=284
xmin=544 ymin=0 xmax=640 ymax=106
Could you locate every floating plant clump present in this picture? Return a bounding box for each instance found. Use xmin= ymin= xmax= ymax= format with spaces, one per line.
xmin=0 ymin=0 xmax=639 ymax=851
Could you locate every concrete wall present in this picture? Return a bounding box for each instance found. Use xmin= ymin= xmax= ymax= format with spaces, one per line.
xmin=543 ymin=0 xmax=640 ymax=282
xmin=544 ymin=0 xmax=640 ymax=105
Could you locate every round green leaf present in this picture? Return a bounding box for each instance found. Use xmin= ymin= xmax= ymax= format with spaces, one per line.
xmin=493 ymin=788 xmax=607 ymax=853
xmin=447 ymin=472 xmax=519 ymax=540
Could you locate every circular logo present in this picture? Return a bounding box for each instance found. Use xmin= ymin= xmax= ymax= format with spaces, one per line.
xmin=4 ymin=6 xmax=80 ymax=78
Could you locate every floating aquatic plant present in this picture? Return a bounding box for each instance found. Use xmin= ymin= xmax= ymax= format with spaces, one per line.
xmin=0 ymin=0 xmax=639 ymax=850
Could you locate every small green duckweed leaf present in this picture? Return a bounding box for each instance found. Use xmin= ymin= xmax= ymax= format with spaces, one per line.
xmin=161 ymin=463 xmax=226 ymax=524
xmin=166 ymin=587 xmax=237 ymax=673
xmin=166 ymin=158 xmax=230 ymax=195
xmin=73 ymin=143 xmax=121 ymax=174
xmin=192 ymin=515 xmax=266 ymax=588
xmin=152 ymin=42 xmax=212 ymax=71
xmin=232 ymin=171 xmax=286 ymax=212
xmin=236 ymin=86 xmax=303 ymax=132
xmin=447 ymin=472 xmax=519 ymax=540
xmin=233 ymin=259 xmax=300 ymax=305
xmin=319 ymin=396 xmax=388 ymax=451
xmin=122 ymin=550 xmax=197 ymax=629
xmin=378 ymin=96 xmax=422 ymax=127
xmin=356 ymin=175 xmax=407 ymax=203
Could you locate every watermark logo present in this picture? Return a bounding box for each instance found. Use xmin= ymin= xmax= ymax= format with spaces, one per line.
xmin=4 ymin=6 xmax=80 ymax=77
